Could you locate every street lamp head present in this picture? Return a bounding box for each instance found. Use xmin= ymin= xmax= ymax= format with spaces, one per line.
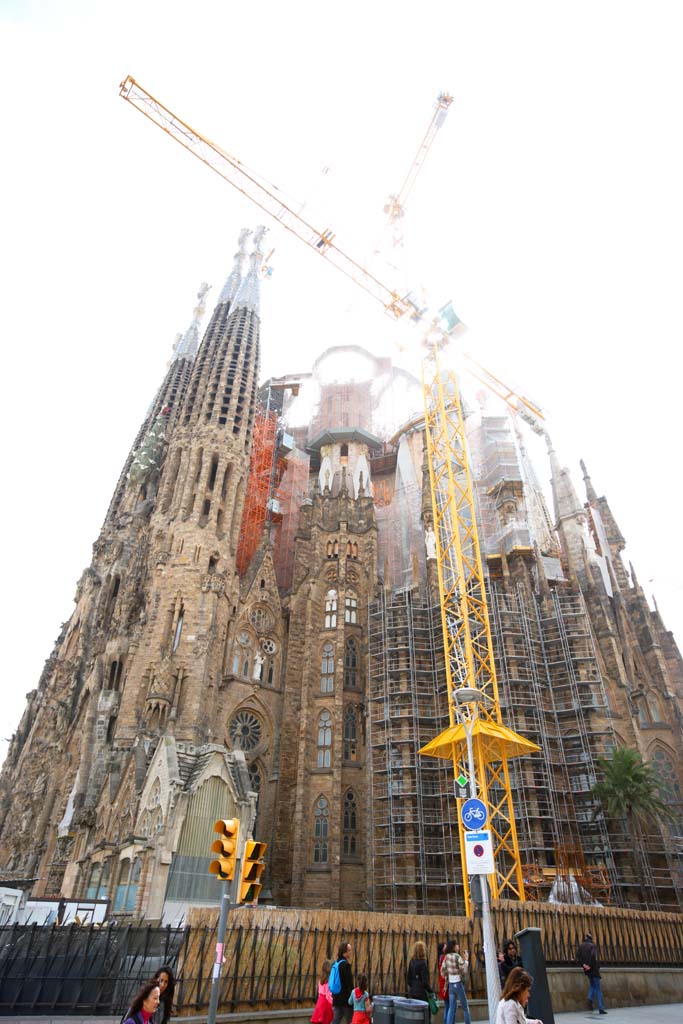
xmin=453 ymin=686 xmax=489 ymax=706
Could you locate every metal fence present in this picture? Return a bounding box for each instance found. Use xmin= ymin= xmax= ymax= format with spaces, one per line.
xmin=1 ymin=902 xmax=683 ymax=1016
xmin=0 ymin=923 xmax=184 ymax=1016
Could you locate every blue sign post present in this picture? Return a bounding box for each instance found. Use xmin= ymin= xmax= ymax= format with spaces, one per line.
xmin=461 ymin=797 xmax=488 ymax=830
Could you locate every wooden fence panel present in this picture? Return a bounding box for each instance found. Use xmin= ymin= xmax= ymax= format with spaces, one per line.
xmin=173 ymin=903 xmax=683 ymax=1016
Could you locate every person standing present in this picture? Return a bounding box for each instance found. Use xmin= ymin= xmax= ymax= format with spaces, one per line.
xmin=332 ymin=942 xmax=354 ymax=1024
xmin=151 ymin=966 xmax=175 ymax=1024
xmin=406 ymin=940 xmax=432 ymax=1001
xmin=437 ymin=942 xmax=449 ymax=1019
xmin=440 ymin=939 xmax=471 ymax=1024
xmin=577 ymin=933 xmax=607 ymax=1014
xmin=498 ymin=940 xmax=523 ymax=986
xmin=348 ymin=973 xmax=373 ymax=1024
xmin=494 ymin=967 xmax=543 ymax=1024
xmin=312 ymin=958 xmax=334 ymax=1024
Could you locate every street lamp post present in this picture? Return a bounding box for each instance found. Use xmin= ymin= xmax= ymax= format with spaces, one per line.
xmin=454 ymin=688 xmax=501 ymax=1024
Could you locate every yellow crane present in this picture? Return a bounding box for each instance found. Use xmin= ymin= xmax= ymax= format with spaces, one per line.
xmin=382 ymin=91 xmax=452 ymax=247
xmin=119 ymin=75 xmax=540 ymax=912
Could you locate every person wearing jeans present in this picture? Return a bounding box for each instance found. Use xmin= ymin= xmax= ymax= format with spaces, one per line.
xmin=577 ymin=933 xmax=607 ymax=1014
xmin=440 ymin=939 xmax=471 ymax=1024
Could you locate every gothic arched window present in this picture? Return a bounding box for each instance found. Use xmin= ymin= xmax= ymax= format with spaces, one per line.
xmin=172 ymin=603 xmax=184 ymax=653
xmin=653 ymin=748 xmax=682 ymax=803
xmin=345 ymin=591 xmax=358 ymax=624
xmin=126 ymin=858 xmax=141 ymax=913
xmin=325 ymin=590 xmax=338 ymax=629
xmin=343 ymin=789 xmax=358 ymax=856
xmin=343 ymin=705 xmax=358 ymax=762
xmin=648 ymin=694 xmax=663 ymax=723
xmin=317 ymin=710 xmax=332 ymax=768
xmin=321 ymin=642 xmax=335 ymax=693
xmin=86 ymin=862 xmax=103 ymax=900
xmin=344 ymin=637 xmax=358 ymax=690
xmin=313 ymin=795 xmax=329 ymax=864
xmin=113 ymin=856 xmax=139 ymax=913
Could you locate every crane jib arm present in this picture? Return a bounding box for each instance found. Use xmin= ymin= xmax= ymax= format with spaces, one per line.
xmin=119 ymin=76 xmax=417 ymax=322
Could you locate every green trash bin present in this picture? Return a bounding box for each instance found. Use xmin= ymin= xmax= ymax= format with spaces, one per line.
xmin=393 ymin=996 xmax=430 ymax=1024
xmin=373 ymin=995 xmax=395 ymax=1024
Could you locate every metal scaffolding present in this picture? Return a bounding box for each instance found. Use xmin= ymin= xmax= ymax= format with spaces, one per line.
xmin=367 ymin=587 xmax=462 ymax=913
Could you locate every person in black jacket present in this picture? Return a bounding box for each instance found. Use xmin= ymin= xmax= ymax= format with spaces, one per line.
xmin=332 ymin=941 xmax=354 ymax=1024
xmin=577 ymin=933 xmax=607 ymax=1014
xmin=498 ymin=940 xmax=523 ymax=985
xmin=406 ymin=940 xmax=432 ymax=1001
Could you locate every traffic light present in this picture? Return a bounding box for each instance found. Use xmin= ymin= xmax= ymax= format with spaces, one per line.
xmin=209 ymin=817 xmax=240 ymax=880
xmin=239 ymin=840 xmax=267 ymax=903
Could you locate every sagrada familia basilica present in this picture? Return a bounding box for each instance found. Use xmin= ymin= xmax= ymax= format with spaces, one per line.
xmin=1 ymin=226 xmax=682 ymax=921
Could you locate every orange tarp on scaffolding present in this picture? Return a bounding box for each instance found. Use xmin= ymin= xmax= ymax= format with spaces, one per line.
xmin=236 ymin=409 xmax=278 ymax=576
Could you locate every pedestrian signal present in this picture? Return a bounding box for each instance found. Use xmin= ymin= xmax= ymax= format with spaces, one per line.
xmin=209 ymin=817 xmax=240 ymax=880
xmin=239 ymin=840 xmax=267 ymax=903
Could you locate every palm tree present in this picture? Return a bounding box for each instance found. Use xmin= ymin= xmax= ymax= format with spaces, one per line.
xmin=591 ymin=745 xmax=675 ymax=906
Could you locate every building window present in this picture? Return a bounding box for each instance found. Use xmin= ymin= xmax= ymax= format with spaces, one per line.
xmin=344 ymin=637 xmax=358 ymax=690
xmin=172 ymin=603 xmax=184 ymax=652
xmin=113 ymin=857 xmax=140 ymax=913
xmin=317 ymin=710 xmax=332 ymax=768
xmin=653 ymin=748 xmax=682 ymax=803
xmin=86 ymin=862 xmax=106 ymax=900
xmin=248 ymin=761 xmax=263 ymax=835
xmin=250 ymin=606 xmax=273 ymax=632
xmin=313 ymin=796 xmax=329 ymax=864
xmin=343 ymin=790 xmax=358 ymax=856
xmin=108 ymin=659 xmax=124 ymax=691
xmin=343 ymin=705 xmax=358 ymax=762
xmin=229 ymin=710 xmax=262 ymax=752
xmin=345 ymin=593 xmax=358 ymax=624
xmin=324 ymin=590 xmax=338 ymax=629
xmin=389 ymin=744 xmax=404 ymax=796
xmin=321 ymin=642 xmax=335 ymax=693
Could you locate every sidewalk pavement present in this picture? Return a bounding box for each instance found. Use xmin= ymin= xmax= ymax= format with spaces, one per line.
xmin=541 ymin=1005 xmax=682 ymax=1024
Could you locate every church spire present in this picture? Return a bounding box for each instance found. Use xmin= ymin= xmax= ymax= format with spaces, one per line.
xmin=546 ymin=433 xmax=583 ymax=525
xmin=231 ymin=225 xmax=267 ymax=315
xmin=173 ymin=282 xmax=211 ymax=361
xmin=217 ymin=227 xmax=251 ymax=305
xmin=580 ymin=458 xmax=598 ymax=504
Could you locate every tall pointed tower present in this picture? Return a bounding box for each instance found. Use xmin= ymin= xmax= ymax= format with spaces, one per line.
xmin=0 ymin=228 xmax=266 ymax=916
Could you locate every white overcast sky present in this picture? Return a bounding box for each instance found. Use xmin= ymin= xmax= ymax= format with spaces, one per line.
xmin=1 ymin=1 xmax=682 ymax=763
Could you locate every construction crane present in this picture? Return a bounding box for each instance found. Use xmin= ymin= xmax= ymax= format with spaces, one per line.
xmin=382 ymin=91 xmax=452 ymax=247
xmin=119 ymin=75 xmax=541 ymax=911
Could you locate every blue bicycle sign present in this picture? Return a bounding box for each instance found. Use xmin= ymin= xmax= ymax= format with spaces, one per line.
xmin=461 ymin=797 xmax=488 ymax=830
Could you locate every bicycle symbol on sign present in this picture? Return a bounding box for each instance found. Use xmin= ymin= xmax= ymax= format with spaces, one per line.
xmin=461 ymin=797 xmax=488 ymax=830
xmin=463 ymin=805 xmax=485 ymax=826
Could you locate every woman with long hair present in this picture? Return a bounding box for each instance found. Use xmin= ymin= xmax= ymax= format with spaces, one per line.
xmin=440 ymin=939 xmax=470 ymax=1024
xmin=406 ymin=940 xmax=432 ymax=1002
xmin=152 ymin=966 xmax=175 ymax=1024
xmin=122 ymin=981 xmax=160 ymax=1024
xmin=495 ymin=967 xmax=543 ymax=1024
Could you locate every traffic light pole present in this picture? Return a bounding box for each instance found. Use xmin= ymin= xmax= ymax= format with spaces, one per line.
xmin=206 ymin=849 xmax=244 ymax=1024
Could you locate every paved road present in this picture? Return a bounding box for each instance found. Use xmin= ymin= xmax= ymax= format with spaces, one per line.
xmin=544 ymin=1005 xmax=682 ymax=1024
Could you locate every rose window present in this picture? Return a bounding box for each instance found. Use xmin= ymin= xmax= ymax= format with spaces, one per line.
xmin=229 ymin=710 xmax=262 ymax=752
xmin=261 ymin=637 xmax=276 ymax=655
xmin=249 ymin=606 xmax=272 ymax=632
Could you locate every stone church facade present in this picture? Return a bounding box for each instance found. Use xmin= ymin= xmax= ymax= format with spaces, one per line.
xmin=1 ymin=226 xmax=682 ymax=920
